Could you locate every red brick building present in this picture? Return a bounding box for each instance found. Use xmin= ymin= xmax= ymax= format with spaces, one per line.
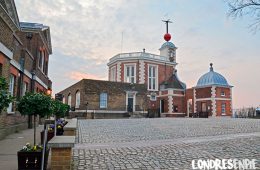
xmin=0 ymin=0 xmax=52 ymax=139
xmin=186 ymin=63 xmax=233 ymax=117
xmin=59 ymin=21 xmax=233 ymax=118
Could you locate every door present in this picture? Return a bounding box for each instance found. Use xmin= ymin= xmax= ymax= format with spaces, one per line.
xmin=127 ymin=98 xmax=133 ymax=112
xmin=201 ymin=102 xmax=207 ymax=112
xmin=160 ymin=99 xmax=165 ymax=113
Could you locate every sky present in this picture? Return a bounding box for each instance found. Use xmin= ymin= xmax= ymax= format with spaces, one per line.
xmin=15 ymin=0 xmax=260 ymax=109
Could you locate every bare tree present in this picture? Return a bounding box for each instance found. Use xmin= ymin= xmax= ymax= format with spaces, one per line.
xmin=227 ymin=0 xmax=260 ymax=32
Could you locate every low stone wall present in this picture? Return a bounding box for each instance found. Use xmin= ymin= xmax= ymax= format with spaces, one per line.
xmin=48 ymin=136 xmax=75 ymax=170
xmin=0 ymin=112 xmax=28 ymax=140
xmin=68 ymin=111 xmax=130 ymax=119
xmin=63 ymin=118 xmax=77 ymax=136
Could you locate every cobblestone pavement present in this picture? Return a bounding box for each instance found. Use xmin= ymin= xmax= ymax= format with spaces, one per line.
xmin=73 ymin=118 xmax=260 ymax=170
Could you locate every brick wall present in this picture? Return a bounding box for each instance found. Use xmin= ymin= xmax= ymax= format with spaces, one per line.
xmin=0 ymin=53 xmax=10 ymax=79
xmin=215 ymin=87 xmax=231 ymax=98
xmin=216 ymin=100 xmax=232 ymax=116
xmin=0 ymin=17 xmax=13 ymax=51
xmin=172 ymin=96 xmax=185 ymax=113
xmin=195 ymin=87 xmax=212 ymax=99
xmin=59 ymin=79 xmax=148 ymax=113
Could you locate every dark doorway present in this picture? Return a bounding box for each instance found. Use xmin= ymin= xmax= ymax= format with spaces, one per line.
xmin=160 ymin=100 xmax=165 ymax=113
xmin=201 ymin=102 xmax=207 ymax=112
xmin=127 ymin=98 xmax=133 ymax=112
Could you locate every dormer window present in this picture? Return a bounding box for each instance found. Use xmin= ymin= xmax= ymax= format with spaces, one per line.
xmin=221 ymin=91 xmax=225 ymax=96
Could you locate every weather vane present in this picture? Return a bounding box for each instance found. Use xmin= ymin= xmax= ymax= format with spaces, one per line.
xmin=162 ymin=19 xmax=172 ymax=42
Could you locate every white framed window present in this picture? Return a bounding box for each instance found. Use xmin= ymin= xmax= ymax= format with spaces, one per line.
xmin=7 ymin=74 xmax=15 ymax=113
xmin=110 ymin=66 xmax=116 ymax=81
xmin=41 ymin=51 xmax=44 ymax=71
xmin=221 ymin=103 xmax=226 ymax=114
xmin=100 ymin=93 xmax=108 ymax=108
xmin=124 ymin=64 xmax=136 ymax=83
xmin=150 ymin=92 xmax=157 ymax=101
xmin=148 ymin=64 xmax=158 ymax=91
xmin=75 ymin=91 xmax=80 ymax=108
xmin=38 ymin=50 xmax=44 ymax=71
xmin=22 ymin=82 xmax=28 ymax=96
xmin=68 ymin=94 xmax=71 ymax=107
xmin=221 ymin=91 xmax=225 ymax=96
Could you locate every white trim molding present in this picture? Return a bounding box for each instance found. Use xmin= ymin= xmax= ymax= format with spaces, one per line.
xmin=168 ymin=96 xmax=173 ymax=114
xmin=211 ymin=86 xmax=216 ymax=116
xmin=116 ymin=62 xmax=121 ymax=82
xmin=0 ymin=42 xmax=13 ymax=59
xmin=139 ymin=60 xmax=145 ymax=84
xmin=193 ymin=88 xmax=197 ymax=113
xmin=10 ymin=59 xmax=49 ymax=89
xmin=196 ymin=97 xmax=232 ymax=101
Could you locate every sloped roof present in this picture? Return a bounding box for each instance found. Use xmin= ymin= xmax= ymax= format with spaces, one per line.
xmin=160 ymin=71 xmax=186 ymax=90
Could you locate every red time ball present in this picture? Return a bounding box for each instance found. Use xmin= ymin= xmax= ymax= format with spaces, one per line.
xmin=164 ymin=33 xmax=171 ymax=41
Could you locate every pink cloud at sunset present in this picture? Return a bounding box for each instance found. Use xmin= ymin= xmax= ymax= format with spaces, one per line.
xmin=67 ymin=71 xmax=106 ymax=81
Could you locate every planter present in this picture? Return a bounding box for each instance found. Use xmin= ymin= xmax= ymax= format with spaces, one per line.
xmin=17 ymin=149 xmax=49 ymax=170
xmin=56 ymin=128 xmax=64 ymax=136
xmin=40 ymin=131 xmax=54 ymax=145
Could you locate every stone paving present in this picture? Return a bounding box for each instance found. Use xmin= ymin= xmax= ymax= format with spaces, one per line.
xmin=73 ymin=118 xmax=260 ymax=170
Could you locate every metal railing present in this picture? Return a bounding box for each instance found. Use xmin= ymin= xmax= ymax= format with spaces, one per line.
xmin=109 ymin=52 xmax=171 ymax=63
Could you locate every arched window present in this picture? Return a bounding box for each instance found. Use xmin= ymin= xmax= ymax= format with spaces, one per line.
xmin=68 ymin=93 xmax=71 ymax=107
xmin=75 ymin=91 xmax=80 ymax=108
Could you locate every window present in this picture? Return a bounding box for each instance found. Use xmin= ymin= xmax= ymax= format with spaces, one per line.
xmin=75 ymin=91 xmax=80 ymax=108
xmin=62 ymin=97 xmax=65 ymax=104
xmin=221 ymin=91 xmax=225 ymax=96
xmin=22 ymin=82 xmax=28 ymax=96
xmin=221 ymin=103 xmax=226 ymax=114
xmin=125 ymin=65 xmax=135 ymax=83
xmin=148 ymin=65 xmax=158 ymax=90
xmin=38 ymin=50 xmax=44 ymax=71
xmin=100 ymin=93 xmax=107 ymax=108
xmin=110 ymin=66 xmax=116 ymax=81
xmin=68 ymin=94 xmax=71 ymax=107
xmin=174 ymin=105 xmax=178 ymax=112
xmin=7 ymin=74 xmax=15 ymax=112
xmin=150 ymin=93 xmax=157 ymax=101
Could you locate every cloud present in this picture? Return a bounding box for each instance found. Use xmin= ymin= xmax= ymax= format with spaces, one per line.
xmin=14 ymin=0 xmax=260 ymax=108
xmin=68 ymin=71 xmax=106 ymax=81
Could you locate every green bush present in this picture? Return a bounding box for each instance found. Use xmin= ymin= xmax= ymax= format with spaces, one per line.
xmin=0 ymin=77 xmax=14 ymax=113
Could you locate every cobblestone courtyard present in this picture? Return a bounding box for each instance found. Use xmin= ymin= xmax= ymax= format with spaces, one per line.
xmin=73 ymin=118 xmax=260 ymax=170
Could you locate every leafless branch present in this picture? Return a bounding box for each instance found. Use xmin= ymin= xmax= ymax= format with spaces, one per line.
xmin=227 ymin=0 xmax=260 ymax=32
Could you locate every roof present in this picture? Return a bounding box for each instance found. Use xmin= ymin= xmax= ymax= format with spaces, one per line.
xmin=159 ymin=41 xmax=176 ymax=50
xmin=83 ymin=79 xmax=147 ymax=94
xmin=160 ymin=70 xmax=186 ymax=90
xmin=196 ymin=63 xmax=231 ymax=87
xmin=20 ymin=22 xmax=49 ymax=31
xmin=58 ymin=79 xmax=148 ymax=95
xmin=20 ymin=22 xmax=52 ymax=54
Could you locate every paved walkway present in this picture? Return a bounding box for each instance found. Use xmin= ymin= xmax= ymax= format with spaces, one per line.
xmin=0 ymin=125 xmax=43 ymax=170
xmin=73 ymin=118 xmax=260 ymax=170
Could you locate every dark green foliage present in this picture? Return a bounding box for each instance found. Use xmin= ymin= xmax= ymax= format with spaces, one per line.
xmin=17 ymin=93 xmax=53 ymax=117
xmin=52 ymin=99 xmax=70 ymax=118
xmin=0 ymin=77 xmax=14 ymax=113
